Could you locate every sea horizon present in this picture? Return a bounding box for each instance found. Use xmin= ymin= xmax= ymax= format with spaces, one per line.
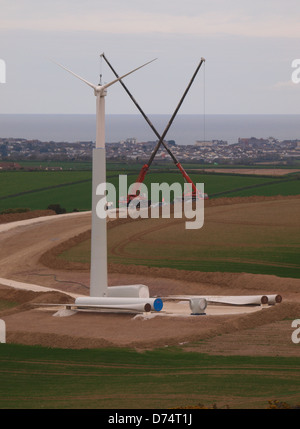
xmin=0 ymin=113 xmax=300 ymax=146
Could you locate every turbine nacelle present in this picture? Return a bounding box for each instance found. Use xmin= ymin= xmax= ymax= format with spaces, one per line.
xmin=93 ymin=85 xmax=107 ymax=97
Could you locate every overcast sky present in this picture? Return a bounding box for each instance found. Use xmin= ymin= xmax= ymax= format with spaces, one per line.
xmin=0 ymin=0 xmax=300 ymax=115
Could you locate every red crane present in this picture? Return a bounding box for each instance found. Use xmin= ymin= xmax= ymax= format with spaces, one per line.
xmin=101 ymin=54 xmax=207 ymax=206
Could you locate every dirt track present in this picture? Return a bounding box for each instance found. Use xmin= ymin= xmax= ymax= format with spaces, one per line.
xmin=0 ymin=196 xmax=299 ymax=355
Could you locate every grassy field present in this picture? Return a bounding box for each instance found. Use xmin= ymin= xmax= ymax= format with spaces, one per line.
xmin=220 ymin=179 xmax=300 ymax=198
xmin=0 ymin=170 xmax=92 ymax=198
xmin=0 ymin=344 xmax=299 ymax=409
xmin=1 ymin=160 xmax=93 ymax=170
xmin=0 ymin=166 xmax=299 ymax=212
xmin=1 ymin=164 xmax=298 ymax=277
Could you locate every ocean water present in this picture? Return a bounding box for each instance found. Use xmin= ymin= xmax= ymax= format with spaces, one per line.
xmin=0 ymin=114 xmax=299 ymax=146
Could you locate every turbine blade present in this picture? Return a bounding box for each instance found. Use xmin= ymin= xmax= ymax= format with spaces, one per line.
xmin=102 ymin=58 xmax=157 ymax=90
xmin=52 ymin=60 xmax=97 ymax=90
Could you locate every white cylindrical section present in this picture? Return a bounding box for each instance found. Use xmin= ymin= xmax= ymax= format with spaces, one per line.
xmin=267 ymin=294 xmax=282 ymax=305
xmin=96 ymin=93 xmax=106 ymax=149
xmin=107 ymin=285 xmax=150 ymax=298
xmin=75 ymin=296 xmax=163 ymax=312
xmin=0 ymin=319 xmax=5 ymax=343
xmin=90 ymin=147 xmax=107 ymax=297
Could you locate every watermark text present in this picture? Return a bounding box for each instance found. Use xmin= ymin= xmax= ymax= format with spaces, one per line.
xmin=0 ymin=319 xmax=6 ymax=343
xmin=0 ymin=59 xmax=6 ymax=84
xmin=291 ymin=59 xmax=300 ymax=84
xmin=95 ymin=175 xmax=205 ymax=230
xmin=291 ymin=319 xmax=300 ymax=344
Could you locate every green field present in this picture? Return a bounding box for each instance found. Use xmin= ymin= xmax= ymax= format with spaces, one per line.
xmin=0 ymin=170 xmax=92 ymax=198
xmin=0 ymin=160 xmax=93 ymax=170
xmin=0 ymin=165 xmax=299 ymax=212
xmin=1 ymin=164 xmax=298 ymax=277
xmin=0 ymin=344 xmax=299 ymax=409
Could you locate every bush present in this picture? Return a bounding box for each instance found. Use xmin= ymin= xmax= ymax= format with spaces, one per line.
xmin=47 ymin=204 xmax=66 ymax=214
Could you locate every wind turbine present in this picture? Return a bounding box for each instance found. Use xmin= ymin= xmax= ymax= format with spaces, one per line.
xmin=53 ymin=59 xmax=156 ymax=151
xmin=54 ymin=58 xmax=157 ymax=301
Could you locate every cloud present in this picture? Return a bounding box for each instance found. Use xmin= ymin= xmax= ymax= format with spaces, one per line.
xmin=1 ymin=2 xmax=300 ymax=38
xmin=1 ymin=1 xmax=300 ymax=115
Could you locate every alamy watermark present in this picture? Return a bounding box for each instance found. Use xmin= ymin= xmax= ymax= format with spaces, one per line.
xmin=0 ymin=319 xmax=6 ymax=343
xmin=0 ymin=59 xmax=6 ymax=84
xmin=95 ymin=176 xmax=205 ymax=230
xmin=291 ymin=59 xmax=300 ymax=84
xmin=291 ymin=319 xmax=300 ymax=344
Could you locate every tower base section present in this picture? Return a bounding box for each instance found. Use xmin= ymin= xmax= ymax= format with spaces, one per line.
xmin=107 ymin=285 xmax=149 ymax=298
xmin=75 ymin=296 xmax=163 ymax=313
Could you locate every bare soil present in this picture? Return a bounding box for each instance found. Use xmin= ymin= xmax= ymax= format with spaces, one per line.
xmin=0 ymin=196 xmax=299 ymax=355
xmin=0 ymin=209 xmax=56 ymax=224
xmin=197 ymin=168 xmax=300 ymax=176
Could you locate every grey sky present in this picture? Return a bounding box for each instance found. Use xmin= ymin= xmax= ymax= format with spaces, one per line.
xmin=0 ymin=0 xmax=300 ymax=114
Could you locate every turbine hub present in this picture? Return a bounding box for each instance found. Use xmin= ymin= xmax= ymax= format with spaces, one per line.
xmin=94 ymin=86 xmax=107 ymax=97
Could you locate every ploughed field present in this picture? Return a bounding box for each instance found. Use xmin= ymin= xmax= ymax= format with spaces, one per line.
xmin=57 ymin=196 xmax=300 ymax=279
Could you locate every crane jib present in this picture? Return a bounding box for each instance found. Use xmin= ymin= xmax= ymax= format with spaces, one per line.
xmin=101 ymin=54 xmax=205 ymax=201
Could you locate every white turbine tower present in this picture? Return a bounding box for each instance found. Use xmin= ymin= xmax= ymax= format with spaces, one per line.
xmin=54 ymin=58 xmax=158 ymax=305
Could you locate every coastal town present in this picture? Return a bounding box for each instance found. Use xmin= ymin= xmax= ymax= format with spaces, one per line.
xmin=0 ymin=135 xmax=299 ymax=168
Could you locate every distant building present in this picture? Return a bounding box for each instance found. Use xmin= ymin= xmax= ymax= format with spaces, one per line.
xmin=238 ymin=137 xmax=269 ymax=146
xmin=195 ymin=140 xmax=227 ymax=147
xmin=195 ymin=140 xmax=215 ymax=147
xmin=125 ymin=137 xmax=137 ymax=145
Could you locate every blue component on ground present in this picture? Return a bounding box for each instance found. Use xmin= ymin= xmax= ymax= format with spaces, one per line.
xmin=153 ymin=298 xmax=163 ymax=312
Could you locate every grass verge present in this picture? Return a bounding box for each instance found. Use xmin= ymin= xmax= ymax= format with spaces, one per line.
xmin=0 ymin=344 xmax=299 ymax=409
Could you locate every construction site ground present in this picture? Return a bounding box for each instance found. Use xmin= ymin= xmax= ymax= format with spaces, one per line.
xmin=0 ymin=196 xmax=299 ymax=356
